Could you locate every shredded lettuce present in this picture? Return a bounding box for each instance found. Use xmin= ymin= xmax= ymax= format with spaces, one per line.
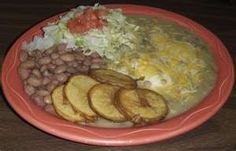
xmin=82 ymin=8 xmax=138 ymax=59
xmin=22 ymin=4 xmax=139 ymax=60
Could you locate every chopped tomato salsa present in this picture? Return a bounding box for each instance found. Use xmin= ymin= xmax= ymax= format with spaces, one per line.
xmin=67 ymin=8 xmax=108 ymax=34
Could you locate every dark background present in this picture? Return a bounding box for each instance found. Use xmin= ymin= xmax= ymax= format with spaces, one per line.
xmin=0 ymin=0 xmax=235 ymax=151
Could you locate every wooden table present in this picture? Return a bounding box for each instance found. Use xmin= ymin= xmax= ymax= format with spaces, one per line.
xmin=0 ymin=0 xmax=235 ymax=150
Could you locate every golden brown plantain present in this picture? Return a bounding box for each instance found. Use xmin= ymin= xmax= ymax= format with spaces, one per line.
xmin=52 ymin=85 xmax=85 ymax=122
xmin=88 ymin=84 xmax=127 ymax=122
xmin=64 ymin=75 xmax=99 ymax=121
xmin=116 ymin=88 xmax=168 ymax=124
xmin=89 ymin=69 xmax=137 ymax=89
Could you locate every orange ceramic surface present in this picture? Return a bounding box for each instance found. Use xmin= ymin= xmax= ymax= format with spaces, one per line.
xmin=1 ymin=4 xmax=234 ymax=146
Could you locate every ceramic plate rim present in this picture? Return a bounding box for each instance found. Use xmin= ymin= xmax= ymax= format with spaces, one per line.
xmin=1 ymin=4 xmax=234 ymax=146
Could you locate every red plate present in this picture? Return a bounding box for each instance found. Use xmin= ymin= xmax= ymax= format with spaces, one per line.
xmin=1 ymin=4 xmax=234 ymax=146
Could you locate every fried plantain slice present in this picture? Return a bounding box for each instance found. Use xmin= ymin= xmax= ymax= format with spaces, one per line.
xmin=88 ymin=84 xmax=127 ymax=122
xmin=52 ymin=85 xmax=85 ymax=122
xmin=116 ymin=88 xmax=168 ymax=124
xmin=89 ymin=69 xmax=137 ymax=89
xmin=64 ymin=75 xmax=99 ymax=121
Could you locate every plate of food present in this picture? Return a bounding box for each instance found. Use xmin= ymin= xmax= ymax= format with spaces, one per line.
xmin=1 ymin=4 xmax=234 ymax=146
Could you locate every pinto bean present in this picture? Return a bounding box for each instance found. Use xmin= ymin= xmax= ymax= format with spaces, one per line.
xmin=45 ymin=48 xmax=54 ymax=55
xmin=19 ymin=51 xmax=28 ymax=62
xmin=42 ymin=77 xmax=50 ymax=85
xmin=54 ymin=65 xmax=67 ymax=74
xmin=65 ymin=72 xmax=71 ymax=77
xmin=44 ymin=104 xmax=56 ymax=115
xmin=55 ymin=73 xmax=68 ymax=83
xmin=72 ymin=61 xmax=79 ymax=67
xmin=32 ymin=94 xmax=45 ymax=107
xmin=83 ymin=58 xmax=91 ymax=66
xmin=40 ymin=65 xmax=48 ymax=72
xmin=143 ymin=80 xmax=152 ymax=88
xmin=27 ymin=76 xmax=42 ymax=87
xmin=20 ymin=60 xmax=35 ymax=69
xmin=90 ymin=64 xmax=101 ymax=69
xmin=57 ymin=43 xmax=67 ymax=51
xmin=46 ymin=83 xmax=57 ymax=92
xmin=33 ymin=51 xmax=43 ymax=58
xmin=18 ymin=67 xmax=30 ymax=80
xmin=23 ymin=80 xmax=27 ymax=85
xmin=75 ymin=53 xmax=85 ymax=61
xmin=60 ymin=53 xmax=75 ymax=62
xmin=74 ymin=48 xmax=83 ymax=52
xmin=24 ymin=85 xmax=35 ymax=95
xmin=53 ymin=59 xmax=64 ymax=65
xmin=43 ymin=95 xmax=52 ymax=104
xmin=27 ymin=51 xmax=33 ymax=57
xmin=52 ymin=80 xmax=59 ymax=85
xmin=38 ymin=56 xmax=51 ymax=65
xmin=91 ymin=58 xmax=103 ymax=64
xmin=67 ymin=61 xmax=78 ymax=67
xmin=51 ymin=53 xmax=59 ymax=60
xmin=77 ymin=65 xmax=89 ymax=74
xmin=67 ymin=67 xmax=77 ymax=74
xmin=47 ymin=64 xmax=56 ymax=72
xmin=32 ymin=69 xmax=42 ymax=78
xmin=37 ymin=89 xmax=50 ymax=97
xmin=161 ymin=79 xmax=167 ymax=85
xmin=98 ymin=63 xmax=105 ymax=68
xmin=90 ymin=52 xmax=100 ymax=58
xmin=58 ymin=50 xmax=66 ymax=54
xmin=42 ymin=70 xmax=52 ymax=77
xmin=76 ymin=60 xmax=83 ymax=64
